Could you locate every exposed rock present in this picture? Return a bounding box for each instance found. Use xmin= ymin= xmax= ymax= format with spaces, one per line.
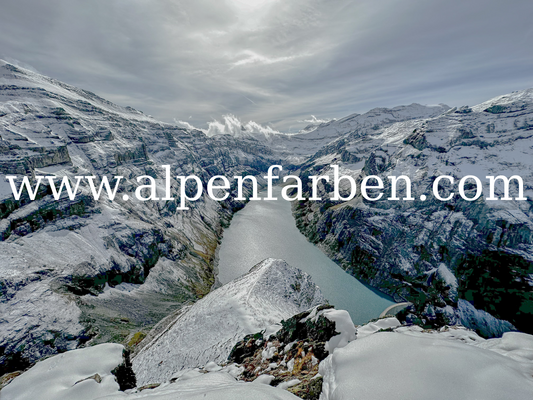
xmin=111 ymin=349 xmax=136 ymax=391
xmin=228 ymin=304 xmax=356 ymax=399
xmin=74 ymin=373 xmax=102 ymax=385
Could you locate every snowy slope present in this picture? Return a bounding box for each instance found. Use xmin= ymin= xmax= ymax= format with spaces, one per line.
xmin=132 ymin=258 xmax=326 ymax=386
xmin=320 ymin=322 xmax=533 ymax=400
xmin=1 ymin=343 xmax=125 ymax=400
xmin=2 ymin=343 xmax=299 ymax=400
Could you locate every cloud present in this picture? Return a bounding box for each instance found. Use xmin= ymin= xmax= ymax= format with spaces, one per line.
xmin=1 ymin=0 xmax=532 ymax=131
xmin=232 ymin=50 xmax=302 ymax=67
xmin=176 ymin=114 xmax=281 ymax=139
xmin=301 ymin=115 xmax=335 ymax=125
xmin=174 ymin=119 xmax=198 ymax=131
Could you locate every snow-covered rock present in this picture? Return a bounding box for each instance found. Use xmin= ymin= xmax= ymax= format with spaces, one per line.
xmin=299 ymin=306 xmax=357 ymax=353
xmin=355 ymin=316 xmax=401 ymax=339
xmin=319 ymin=326 xmax=533 ymax=400
xmin=1 ymin=343 xmax=127 ymax=400
xmin=132 ymin=259 xmax=325 ymax=386
xmin=226 ymin=304 xmax=357 ymax=397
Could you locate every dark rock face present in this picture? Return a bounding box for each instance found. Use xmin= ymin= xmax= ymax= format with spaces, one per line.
xmin=228 ymin=332 xmax=265 ymax=365
xmin=275 ymin=305 xmax=338 ymax=353
xmin=457 ymin=250 xmax=533 ymax=333
xmin=228 ymin=305 xmax=342 ymax=400
xmin=291 ymin=90 xmax=533 ymax=337
xmin=111 ymin=349 xmax=137 ymax=391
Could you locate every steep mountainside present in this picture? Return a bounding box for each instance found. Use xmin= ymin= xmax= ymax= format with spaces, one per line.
xmin=0 ymin=60 xmax=278 ymax=374
xmin=292 ymin=89 xmax=533 ymax=336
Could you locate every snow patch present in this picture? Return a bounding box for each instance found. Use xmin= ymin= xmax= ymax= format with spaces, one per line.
xmin=1 ymin=343 xmax=124 ymax=400
xmin=319 ymin=331 xmax=533 ymax=400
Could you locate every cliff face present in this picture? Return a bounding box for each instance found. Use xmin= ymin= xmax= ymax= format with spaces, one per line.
xmin=291 ymin=89 xmax=533 ymax=337
xmin=0 ymin=60 xmax=278 ymax=373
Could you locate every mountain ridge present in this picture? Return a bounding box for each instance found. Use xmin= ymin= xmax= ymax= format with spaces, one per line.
xmin=1 ymin=59 xmax=532 ymax=375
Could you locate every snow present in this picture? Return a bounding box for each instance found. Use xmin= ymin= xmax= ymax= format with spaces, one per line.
xmin=204 ymin=362 xmax=223 ymax=372
xmin=104 ymin=372 xmax=300 ymax=399
xmin=300 ymin=306 xmax=357 ymax=352
xmin=457 ymin=299 xmax=516 ymax=338
xmin=277 ymin=379 xmax=301 ymax=390
xmin=355 ymin=317 xmax=401 ymax=339
xmin=477 ymin=332 xmax=533 ymax=364
xmin=262 ymin=342 xmax=277 ymax=360
xmin=319 ymin=331 xmax=533 ymax=400
xmin=437 ymin=263 xmax=457 ymax=289
xmin=322 ymin=309 xmax=357 ymax=352
xmin=254 ymin=374 xmax=275 ymax=385
xmin=133 ymin=258 xmax=325 ymax=386
xmin=3 ymin=347 xmax=300 ymax=400
xmin=1 ymin=343 xmax=124 ymax=400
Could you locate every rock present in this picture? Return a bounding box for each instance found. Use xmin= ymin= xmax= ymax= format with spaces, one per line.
xmin=132 ymin=259 xmax=325 ymax=386
xmin=74 ymin=373 xmax=102 ymax=385
xmin=111 ymin=349 xmax=136 ymax=391
xmin=228 ymin=305 xmax=356 ymax=398
xmin=292 ymin=89 xmax=533 ymax=337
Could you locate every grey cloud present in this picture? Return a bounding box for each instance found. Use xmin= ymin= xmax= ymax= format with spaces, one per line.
xmin=1 ymin=0 xmax=532 ymax=132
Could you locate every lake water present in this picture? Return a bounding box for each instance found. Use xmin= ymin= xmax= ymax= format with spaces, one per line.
xmin=216 ymin=187 xmax=395 ymax=325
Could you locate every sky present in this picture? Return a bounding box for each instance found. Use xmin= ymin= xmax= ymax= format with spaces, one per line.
xmin=1 ymin=0 xmax=532 ymax=132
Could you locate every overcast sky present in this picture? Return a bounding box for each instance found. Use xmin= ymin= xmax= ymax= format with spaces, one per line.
xmin=1 ymin=0 xmax=532 ymax=131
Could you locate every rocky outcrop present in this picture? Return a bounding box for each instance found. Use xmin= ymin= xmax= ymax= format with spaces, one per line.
xmin=227 ymin=304 xmax=357 ymax=400
xmin=132 ymin=258 xmax=326 ymax=386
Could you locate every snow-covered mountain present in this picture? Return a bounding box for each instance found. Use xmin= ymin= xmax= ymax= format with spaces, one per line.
xmin=292 ymin=88 xmax=533 ymax=337
xmin=184 ymin=104 xmax=450 ymax=165
xmin=132 ymin=259 xmax=325 ymax=386
xmin=0 ymin=59 xmax=278 ymax=374
xmin=262 ymin=104 xmax=450 ymax=164
xmin=2 ymin=58 xmax=533 ymax=399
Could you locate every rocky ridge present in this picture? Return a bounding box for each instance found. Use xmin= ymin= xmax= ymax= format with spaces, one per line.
xmin=132 ymin=259 xmax=326 ymax=386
